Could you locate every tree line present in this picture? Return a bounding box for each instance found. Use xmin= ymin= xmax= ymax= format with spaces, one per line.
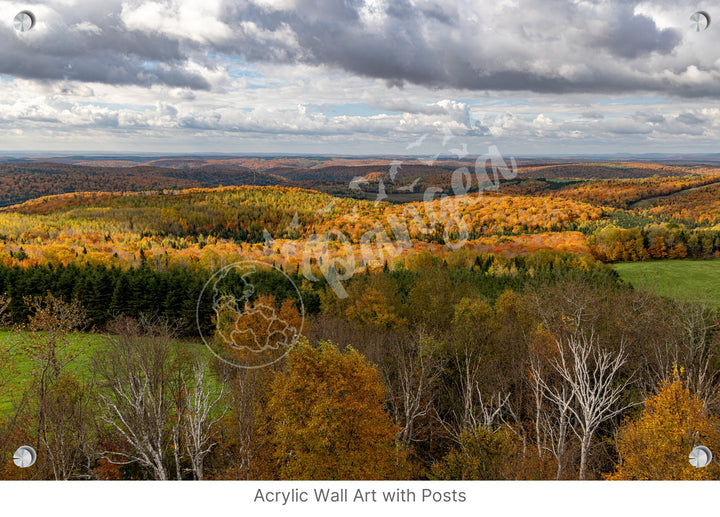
xmin=0 ymin=250 xmax=607 ymax=333
xmin=589 ymin=222 xmax=720 ymax=262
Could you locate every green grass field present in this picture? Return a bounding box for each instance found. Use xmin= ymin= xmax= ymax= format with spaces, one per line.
xmin=0 ymin=331 xmax=211 ymax=416
xmin=613 ymin=259 xmax=720 ymax=308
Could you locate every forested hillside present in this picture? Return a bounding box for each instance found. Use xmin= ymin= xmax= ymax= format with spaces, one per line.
xmin=0 ymin=163 xmax=283 ymax=207
xmin=1 ymin=159 xmax=720 ymax=482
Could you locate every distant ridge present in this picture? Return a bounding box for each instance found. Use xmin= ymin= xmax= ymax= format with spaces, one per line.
xmin=0 ymin=157 xmax=718 ymax=208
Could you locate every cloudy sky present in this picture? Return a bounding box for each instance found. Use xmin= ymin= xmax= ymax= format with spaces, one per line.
xmin=0 ymin=0 xmax=718 ymax=155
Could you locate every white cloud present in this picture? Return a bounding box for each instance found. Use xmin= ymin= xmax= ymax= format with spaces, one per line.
xmin=72 ymin=21 xmax=102 ymax=34
xmin=0 ymin=0 xmax=717 ymax=154
xmin=121 ymin=0 xmax=232 ymax=44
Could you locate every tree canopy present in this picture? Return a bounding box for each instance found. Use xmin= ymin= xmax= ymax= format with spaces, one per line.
xmin=267 ymin=340 xmax=406 ymax=480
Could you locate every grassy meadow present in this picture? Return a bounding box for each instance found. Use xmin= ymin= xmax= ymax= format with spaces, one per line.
xmin=0 ymin=331 xmax=211 ymax=416
xmin=613 ymin=259 xmax=720 ymax=308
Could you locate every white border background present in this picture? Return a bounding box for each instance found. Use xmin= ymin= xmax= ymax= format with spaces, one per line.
xmin=0 ymin=480 xmax=709 ymax=517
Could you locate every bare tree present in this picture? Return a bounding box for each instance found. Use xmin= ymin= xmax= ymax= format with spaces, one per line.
xmin=440 ymin=350 xmax=511 ymax=444
xmin=444 ymin=333 xmax=491 ymax=438
xmin=445 ymin=354 xmax=511 ymax=441
xmin=382 ymin=329 xmax=441 ymax=449
xmin=181 ymin=359 xmax=226 ymax=480
xmin=545 ymin=332 xmax=634 ymax=479
xmin=96 ymin=317 xmax=176 ymax=480
xmin=664 ymin=302 xmax=719 ymax=406
xmin=529 ymin=349 xmax=573 ymax=480
xmin=529 ymin=351 xmax=546 ymax=460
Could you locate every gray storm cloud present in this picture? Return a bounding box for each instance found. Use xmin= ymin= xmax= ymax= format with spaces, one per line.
xmin=0 ymin=0 xmax=714 ymax=96
xmin=0 ymin=2 xmax=210 ymax=89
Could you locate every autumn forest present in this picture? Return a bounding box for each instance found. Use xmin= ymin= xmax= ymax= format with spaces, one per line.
xmin=0 ymin=156 xmax=719 ymax=480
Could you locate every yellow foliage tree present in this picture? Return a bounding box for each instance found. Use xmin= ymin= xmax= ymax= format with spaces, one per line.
xmin=267 ymin=340 xmax=406 ymax=479
xmin=608 ymin=375 xmax=720 ymax=480
xmin=345 ymin=286 xmax=404 ymax=329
